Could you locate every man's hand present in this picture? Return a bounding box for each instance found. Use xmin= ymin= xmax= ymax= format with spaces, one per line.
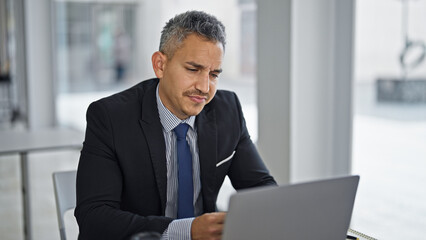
xmin=191 ymin=212 xmax=226 ymax=240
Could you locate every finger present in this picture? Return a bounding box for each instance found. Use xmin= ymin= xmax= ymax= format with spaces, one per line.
xmin=213 ymin=212 xmax=226 ymax=223
xmin=209 ymin=223 xmax=225 ymax=236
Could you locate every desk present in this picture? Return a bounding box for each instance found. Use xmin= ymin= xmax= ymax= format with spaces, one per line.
xmin=0 ymin=128 xmax=84 ymax=240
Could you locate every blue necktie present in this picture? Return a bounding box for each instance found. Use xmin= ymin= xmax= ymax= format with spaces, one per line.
xmin=174 ymin=123 xmax=194 ymax=218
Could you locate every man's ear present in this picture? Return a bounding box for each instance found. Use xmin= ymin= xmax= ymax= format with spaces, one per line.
xmin=152 ymin=51 xmax=167 ymax=79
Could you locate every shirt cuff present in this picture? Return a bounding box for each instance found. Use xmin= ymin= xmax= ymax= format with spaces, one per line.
xmin=162 ymin=218 xmax=194 ymax=240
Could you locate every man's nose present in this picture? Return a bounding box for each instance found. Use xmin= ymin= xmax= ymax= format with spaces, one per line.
xmin=195 ymin=72 xmax=210 ymax=93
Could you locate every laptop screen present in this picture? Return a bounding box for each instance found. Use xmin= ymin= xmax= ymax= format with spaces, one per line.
xmin=222 ymin=175 xmax=359 ymax=240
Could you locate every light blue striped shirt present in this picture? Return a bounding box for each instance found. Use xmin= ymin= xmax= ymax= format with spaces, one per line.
xmin=156 ymin=85 xmax=203 ymax=240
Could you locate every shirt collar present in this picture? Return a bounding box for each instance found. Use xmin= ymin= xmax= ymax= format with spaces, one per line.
xmin=156 ymin=84 xmax=196 ymax=132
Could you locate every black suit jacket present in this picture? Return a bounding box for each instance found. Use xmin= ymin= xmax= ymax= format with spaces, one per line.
xmin=75 ymin=78 xmax=276 ymax=239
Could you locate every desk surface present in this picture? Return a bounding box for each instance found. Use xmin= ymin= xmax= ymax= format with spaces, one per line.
xmin=0 ymin=128 xmax=84 ymax=154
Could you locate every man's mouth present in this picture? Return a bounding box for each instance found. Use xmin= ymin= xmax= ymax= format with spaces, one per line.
xmin=188 ymin=95 xmax=207 ymax=103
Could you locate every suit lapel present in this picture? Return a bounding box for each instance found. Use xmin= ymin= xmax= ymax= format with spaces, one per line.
xmin=196 ymin=106 xmax=218 ymax=212
xmin=139 ymin=82 xmax=168 ymax=214
xmin=138 ymin=79 xmax=219 ymax=213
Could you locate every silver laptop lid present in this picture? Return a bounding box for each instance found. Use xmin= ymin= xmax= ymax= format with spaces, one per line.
xmin=222 ymin=175 xmax=359 ymax=240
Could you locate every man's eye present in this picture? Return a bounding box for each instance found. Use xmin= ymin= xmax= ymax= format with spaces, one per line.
xmin=187 ymin=68 xmax=197 ymax=72
xmin=210 ymin=73 xmax=219 ymax=79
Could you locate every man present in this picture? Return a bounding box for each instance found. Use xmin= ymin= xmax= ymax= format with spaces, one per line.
xmin=75 ymin=11 xmax=276 ymax=240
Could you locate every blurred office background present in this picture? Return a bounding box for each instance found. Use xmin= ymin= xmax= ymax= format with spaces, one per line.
xmin=0 ymin=0 xmax=425 ymax=239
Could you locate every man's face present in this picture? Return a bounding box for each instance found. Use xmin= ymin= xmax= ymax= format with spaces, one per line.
xmin=154 ymin=34 xmax=224 ymax=120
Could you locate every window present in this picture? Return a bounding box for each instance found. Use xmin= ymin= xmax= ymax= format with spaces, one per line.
xmin=351 ymin=1 xmax=426 ymax=239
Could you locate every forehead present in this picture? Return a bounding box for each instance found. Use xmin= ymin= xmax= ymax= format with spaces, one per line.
xmin=171 ymin=34 xmax=224 ymax=66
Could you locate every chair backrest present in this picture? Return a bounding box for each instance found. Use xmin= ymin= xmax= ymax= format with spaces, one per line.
xmin=52 ymin=170 xmax=77 ymax=240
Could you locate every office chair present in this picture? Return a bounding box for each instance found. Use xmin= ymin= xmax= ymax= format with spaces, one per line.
xmin=52 ymin=170 xmax=77 ymax=240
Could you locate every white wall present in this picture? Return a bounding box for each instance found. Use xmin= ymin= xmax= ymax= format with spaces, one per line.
xmin=25 ymin=0 xmax=55 ymax=128
xmin=257 ymin=0 xmax=292 ymax=184
xmin=291 ymin=0 xmax=354 ymax=182
xmin=135 ymin=0 xmax=163 ymax=80
xmin=257 ymin=0 xmax=354 ymax=184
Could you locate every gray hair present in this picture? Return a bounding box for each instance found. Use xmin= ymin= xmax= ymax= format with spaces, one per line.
xmin=159 ymin=11 xmax=226 ymax=58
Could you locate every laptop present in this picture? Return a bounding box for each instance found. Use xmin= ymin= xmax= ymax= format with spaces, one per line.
xmin=222 ymin=175 xmax=359 ymax=240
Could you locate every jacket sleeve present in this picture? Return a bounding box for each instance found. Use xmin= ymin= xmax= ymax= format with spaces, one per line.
xmin=74 ymin=101 xmax=173 ymax=240
xmin=227 ymin=93 xmax=277 ymax=189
